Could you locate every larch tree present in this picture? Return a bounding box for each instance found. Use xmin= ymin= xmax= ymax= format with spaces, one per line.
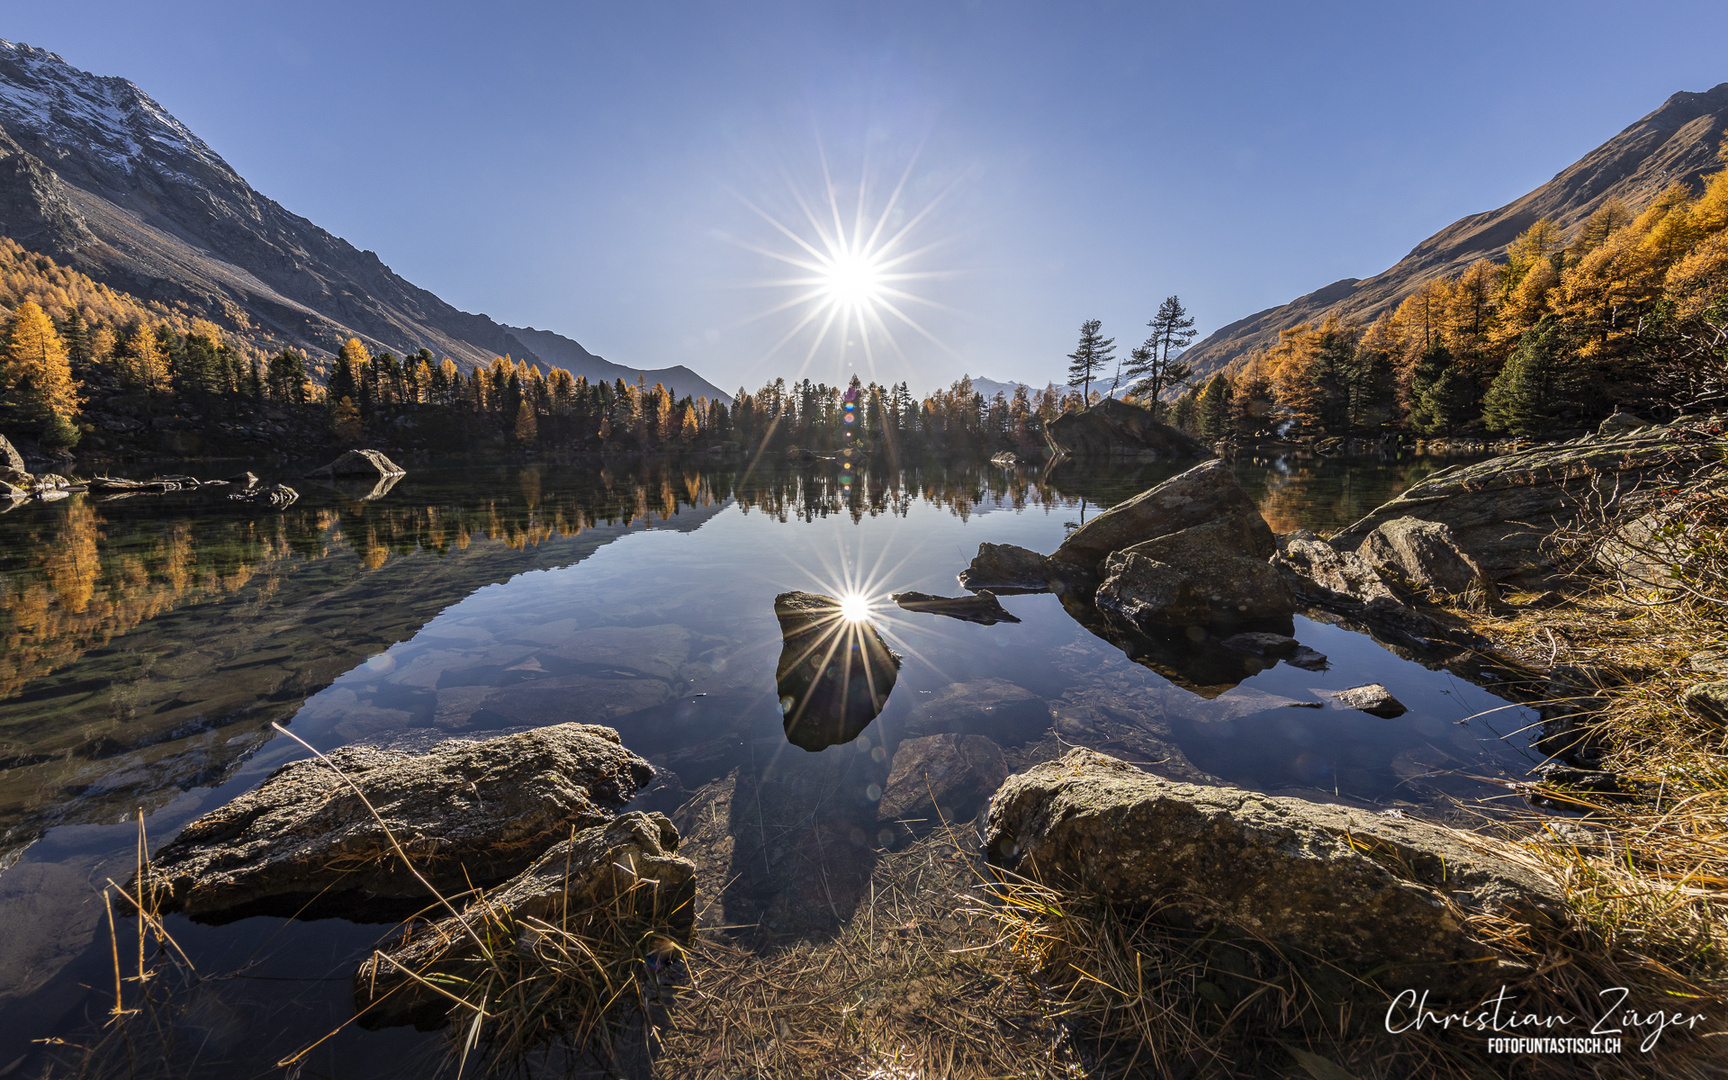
xmin=1065 ymin=319 xmax=1115 ymax=402
xmin=4 ymin=299 xmax=81 ymax=444
xmin=1129 ymin=295 xmax=1197 ymax=409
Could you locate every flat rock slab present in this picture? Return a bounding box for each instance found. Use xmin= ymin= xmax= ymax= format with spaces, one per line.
xmin=354 ymin=811 xmax=695 ymax=1030
xmin=958 ymin=542 xmax=1052 ymax=593
xmin=1332 ymin=683 xmax=1407 ymax=718
xmin=1053 ymin=459 xmax=1263 ymax=575
xmin=892 ymin=590 xmax=1021 ymax=625
xmin=137 ymin=724 xmax=653 ymax=922
xmin=986 ymin=749 xmax=1566 ymax=993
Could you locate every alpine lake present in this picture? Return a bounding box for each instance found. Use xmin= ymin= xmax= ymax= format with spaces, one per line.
xmin=0 ymin=451 xmax=1546 ymax=1077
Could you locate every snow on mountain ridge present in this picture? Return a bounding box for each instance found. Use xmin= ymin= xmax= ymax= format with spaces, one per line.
xmin=0 ymin=39 xmax=229 ymax=180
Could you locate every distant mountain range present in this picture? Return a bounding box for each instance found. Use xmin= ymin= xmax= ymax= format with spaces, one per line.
xmin=1179 ymin=83 xmax=1728 ymax=382
xmin=0 ymin=40 xmax=729 ymax=403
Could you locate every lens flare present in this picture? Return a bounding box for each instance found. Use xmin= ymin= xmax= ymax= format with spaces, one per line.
xmin=839 ymin=592 xmax=872 ymax=622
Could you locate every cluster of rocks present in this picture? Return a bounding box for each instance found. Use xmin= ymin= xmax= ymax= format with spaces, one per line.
xmin=0 ymin=444 xmax=409 ymax=510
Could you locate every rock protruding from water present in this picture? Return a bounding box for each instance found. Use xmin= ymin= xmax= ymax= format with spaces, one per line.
xmin=892 ymin=590 xmax=1021 ymax=624
xmin=986 ymin=749 xmax=1566 ymax=993
xmin=227 ymin=482 xmax=298 ymax=508
xmin=353 ymin=811 xmax=695 ymax=1030
xmin=0 ymin=434 xmax=26 ymax=473
xmin=136 ymin=724 xmax=653 ymax=922
xmin=1051 ymin=459 xmax=1262 ymax=577
xmin=958 ymin=542 xmax=1052 ymax=593
xmin=774 ymin=591 xmax=901 ymax=751
xmin=306 ymin=448 xmax=406 ymax=479
xmin=1042 ymin=399 xmax=1207 ymax=461
xmin=879 ymin=733 xmax=1008 ymax=827
xmin=1331 ymin=683 xmax=1408 ymax=718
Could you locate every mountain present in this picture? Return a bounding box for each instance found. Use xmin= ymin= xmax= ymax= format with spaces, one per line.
xmin=0 ymin=40 xmax=726 ymax=401
xmin=503 ymin=324 xmax=728 ymax=402
xmin=1179 ymin=83 xmax=1728 ymax=382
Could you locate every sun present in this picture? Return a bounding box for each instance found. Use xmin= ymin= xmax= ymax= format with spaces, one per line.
xmin=728 ymin=146 xmax=962 ymax=379
xmin=821 ymin=250 xmax=884 ymax=310
xmin=839 ymin=591 xmax=872 ymax=622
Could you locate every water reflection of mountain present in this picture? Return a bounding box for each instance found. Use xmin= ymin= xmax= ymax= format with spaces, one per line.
xmin=0 ymin=466 xmax=733 ymax=859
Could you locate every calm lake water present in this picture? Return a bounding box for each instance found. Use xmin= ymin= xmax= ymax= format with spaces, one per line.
xmin=0 ymin=452 xmax=1543 ymax=1077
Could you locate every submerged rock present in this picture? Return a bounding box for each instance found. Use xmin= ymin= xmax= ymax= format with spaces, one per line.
xmin=136 ymin=724 xmax=653 ymax=922
xmin=353 ymin=811 xmax=695 ymax=1030
xmin=986 ymin=749 xmax=1566 ymax=992
xmin=1331 ymin=683 xmax=1407 ymax=718
xmin=306 ymin=448 xmax=406 ymax=479
xmin=958 ymin=542 xmax=1052 ymax=593
xmin=878 ymin=733 xmax=1008 ymax=826
xmin=904 ymin=678 xmax=1051 ymax=744
xmin=892 ymin=590 xmax=1021 ymax=624
xmin=774 ymin=591 xmax=901 ymax=751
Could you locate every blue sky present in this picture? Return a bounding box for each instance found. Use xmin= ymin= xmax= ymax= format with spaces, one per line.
xmin=8 ymin=1 xmax=1728 ymax=394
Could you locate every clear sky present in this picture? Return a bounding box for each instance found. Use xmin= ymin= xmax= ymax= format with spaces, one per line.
xmin=7 ymin=2 xmax=1728 ymax=394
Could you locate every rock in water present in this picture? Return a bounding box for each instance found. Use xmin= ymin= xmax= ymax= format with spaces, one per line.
xmin=135 ymin=724 xmax=653 ymax=922
xmin=892 ymin=590 xmax=1021 ymax=624
xmin=353 ymin=811 xmax=696 ymax=1030
xmin=1356 ymin=517 xmax=1488 ymax=596
xmin=0 ymin=434 xmax=24 ymax=473
xmin=305 ymin=448 xmax=406 ymax=479
xmin=986 ymin=749 xmax=1565 ymax=993
xmin=903 ymin=678 xmax=1051 ymax=744
xmin=774 ymin=591 xmax=901 ymax=751
xmin=227 ymin=482 xmax=298 ymax=508
xmin=958 ymin=542 xmax=1052 ymax=593
xmin=1041 ymin=399 xmax=1207 ymax=461
xmin=1050 ymin=459 xmax=1266 ymax=578
xmin=1331 ymin=683 xmax=1407 ymax=718
xmin=878 ymin=733 xmax=1008 ymax=826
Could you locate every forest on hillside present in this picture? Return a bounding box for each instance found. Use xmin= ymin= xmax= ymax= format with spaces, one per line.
xmin=1163 ymin=144 xmax=1728 ymax=442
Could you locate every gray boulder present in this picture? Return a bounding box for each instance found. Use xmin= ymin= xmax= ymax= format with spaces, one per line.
xmin=1356 ymin=517 xmax=1487 ymax=596
xmin=306 ymin=448 xmax=406 ymax=479
xmin=879 ymin=733 xmax=1008 ymax=826
xmin=959 ymin=542 xmax=1052 ymax=593
xmin=1051 ymin=459 xmax=1257 ymax=576
xmin=1596 ymin=509 xmax=1689 ymax=592
xmin=1598 ymin=411 xmax=1647 ymax=436
xmin=986 ymin=749 xmax=1566 ymax=993
xmin=1041 ymin=399 xmax=1208 ymax=461
xmin=353 ymin=811 xmax=695 ymax=1030
xmin=0 ymin=433 xmax=23 ymax=473
xmin=1095 ymin=514 xmax=1294 ymax=628
xmin=136 ymin=724 xmax=653 ymax=921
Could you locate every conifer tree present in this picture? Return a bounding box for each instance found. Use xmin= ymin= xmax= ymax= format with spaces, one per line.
xmin=3 ymin=300 xmax=81 ymax=444
xmin=1127 ymin=295 xmax=1197 ymax=408
xmin=1066 ymin=319 xmax=1114 ymax=402
xmin=1483 ymin=317 xmax=1587 ymax=437
xmin=1197 ymin=373 xmax=1233 ymax=439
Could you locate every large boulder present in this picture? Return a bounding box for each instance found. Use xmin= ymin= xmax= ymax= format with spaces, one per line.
xmin=306 ymin=448 xmax=406 ymax=479
xmin=1355 ymin=516 xmax=1488 ymax=596
xmin=958 ymin=542 xmax=1052 ymax=593
xmin=1042 ymin=399 xmax=1207 ymax=461
xmin=135 ymin=724 xmax=653 ymax=922
xmin=1050 ymin=459 xmax=1260 ymax=577
xmin=1329 ymin=420 xmax=1724 ymax=580
xmin=353 ymin=811 xmax=695 ymax=1030
xmin=0 ymin=434 xmax=24 ymax=473
xmin=1096 ymin=514 xmax=1294 ymax=628
xmin=986 ymin=749 xmax=1566 ymax=992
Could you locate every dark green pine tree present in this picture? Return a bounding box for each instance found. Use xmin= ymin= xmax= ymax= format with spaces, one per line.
xmin=1197 ymin=373 xmax=1233 ymax=439
xmin=1406 ymin=342 xmax=1477 ymax=436
xmin=1482 ymin=317 xmax=1588 ymax=437
xmin=1127 ymin=295 xmax=1197 ymax=409
xmin=60 ymin=311 xmax=92 ymax=374
xmin=1066 ymin=319 xmax=1115 ymax=402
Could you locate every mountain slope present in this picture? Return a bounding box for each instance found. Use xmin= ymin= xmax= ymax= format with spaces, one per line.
xmin=503 ymin=324 xmax=729 ymax=402
xmin=0 ymin=40 xmax=725 ymax=401
xmin=1180 ymin=83 xmax=1728 ymax=381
